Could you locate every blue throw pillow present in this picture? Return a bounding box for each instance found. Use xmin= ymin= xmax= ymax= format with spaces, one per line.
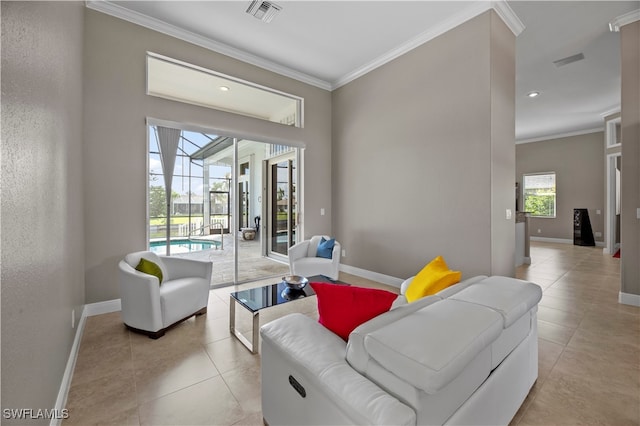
xmin=317 ymin=237 xmax=335 ymax=259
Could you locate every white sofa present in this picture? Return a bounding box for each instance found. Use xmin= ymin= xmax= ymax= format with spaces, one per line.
xmin=260 ymin=275 xmax=542 ymax=425
xmin=118 ymin=251 xmax=212 ymax=338
xmin=288 ymin=235 xmax=341 ymax=281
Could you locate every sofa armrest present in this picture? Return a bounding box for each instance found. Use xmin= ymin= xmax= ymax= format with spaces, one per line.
xmin=160 ymin=256 xmax=212 ymax=282
xmin=118 ymin=261 xmax=163 ymax=332
xmin=261 ymin=314 xmax=415 ymax=426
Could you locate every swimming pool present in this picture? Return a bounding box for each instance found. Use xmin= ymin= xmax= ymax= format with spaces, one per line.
xmin=150 ymin=239 xmax=221 ymax=254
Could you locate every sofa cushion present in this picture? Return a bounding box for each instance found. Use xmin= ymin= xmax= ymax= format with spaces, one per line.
xmin=449 ymin=276 xmax=542 ymax=328
xmin=159 ymin=277 xmax=208 ymax=327
xmin=405 ymin=256 xmax=461 ymax=302
xmin=347 ymin=294 xmax=441 ymax=373
xmin=435 ymin=275 xmax=487 ymax=299
xmin=363 ymin=299 xmax=503 ymax=394
xmin=311 ymin=283 xmax=397 ymax=341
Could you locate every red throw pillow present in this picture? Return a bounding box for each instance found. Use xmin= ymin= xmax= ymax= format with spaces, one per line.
xmin=310 ymin=282 xmax=397 ymax=341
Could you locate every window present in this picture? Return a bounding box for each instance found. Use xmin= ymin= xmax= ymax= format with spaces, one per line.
xmin=606 ymin=116 xmax=621 ymax=148
xmin=523 ymin=172 xmax=556 ymax=218
xmin=146 ymin=52 xmax=303 ymax=127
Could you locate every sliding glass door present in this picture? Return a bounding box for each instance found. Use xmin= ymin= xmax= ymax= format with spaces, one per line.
xmin=147 ymin=123 xmax=296 ymax=285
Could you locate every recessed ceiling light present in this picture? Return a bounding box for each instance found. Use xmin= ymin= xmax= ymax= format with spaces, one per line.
xmin=220 ymin=86 xmax=230 ymax=92
xmin=527 ymin=91 xmax=540 ymax=98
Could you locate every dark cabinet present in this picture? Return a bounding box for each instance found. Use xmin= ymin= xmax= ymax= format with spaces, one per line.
xmin=574 ymin=209 xmax=595 ymax=246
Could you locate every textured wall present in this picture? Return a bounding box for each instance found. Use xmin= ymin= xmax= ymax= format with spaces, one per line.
xmin=83 ymin=10 xmax=331 ymax=302
xmin=516 ymin=132 xmax=605 ymax=242
xmin=332 ymin=11 xmax=516 ymax=280
xmin=1 ymin=1 xmax=85 ymax=422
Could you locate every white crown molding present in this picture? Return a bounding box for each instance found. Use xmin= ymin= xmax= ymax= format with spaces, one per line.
xmin=491 ymin=1 xmax=526 ymax=37
xmin=88 ymin=0 xmax=524 ymax=92
xmin=85 ymin=0 xmax=333 ymax=91
xmin=609 ymin=9 xmax=640 ymax=32
xmin=333 ymin=1 xmax=524 ymax=89
xmin=516 ymin=127 xmax=604 ymax=144
xmin=600 ymin=107 xmax=621 ymax=118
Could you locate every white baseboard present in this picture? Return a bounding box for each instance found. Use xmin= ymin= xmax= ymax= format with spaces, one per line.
xmin=339 ymin=264 xmax=404 ymax=288
xmin=530 ymin=237 xmax=573 ymax=244
xmin=83 ymin=298 xmax=121 ymax=316
xmin=531 ymin=237 xmax=605 ymax=247
xmin=50 ymin=306 xmax=87 ymax=426
xmin=619 ymin=292 xmax=640 ymax=307
xmin=51 ymin=299 xmax=122 ymax=425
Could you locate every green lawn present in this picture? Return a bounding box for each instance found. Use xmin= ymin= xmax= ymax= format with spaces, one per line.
xmin=150 ymin=216 xmax=203 ymax=226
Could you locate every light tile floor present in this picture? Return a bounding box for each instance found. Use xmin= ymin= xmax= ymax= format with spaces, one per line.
xmin=511 ymin=242 xmax=639 ymax=426
xmin=64 ymin=242 xmax=639 ymax=425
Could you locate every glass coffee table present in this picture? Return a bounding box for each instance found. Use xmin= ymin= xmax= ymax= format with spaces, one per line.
xmin=230 ymin=275 xmax=345 ymax=353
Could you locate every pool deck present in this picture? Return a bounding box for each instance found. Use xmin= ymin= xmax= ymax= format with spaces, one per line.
xmin=165 ymin=232 xmax=290 ymax=287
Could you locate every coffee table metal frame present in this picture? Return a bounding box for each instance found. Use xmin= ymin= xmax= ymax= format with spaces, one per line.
xmin=229 ymin=297 xmax=261 ymax=354
xmin=229 ymin=275 xmax=337 ymax=353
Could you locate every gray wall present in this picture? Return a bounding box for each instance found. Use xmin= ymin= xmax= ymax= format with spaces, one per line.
xmin=83 ymin=10 xmax=332 ymax=303
xmin=332 ymin=11 xmax=516 ymax=281
xmin=1 ymin=2 xmax=85 ymax=422
xmin=620 ymin=20 xmax=640 ymax=296
xmin=516 ymin=132 xmax=605 ymax=243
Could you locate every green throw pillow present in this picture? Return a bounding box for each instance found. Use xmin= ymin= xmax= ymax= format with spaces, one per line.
xmin=135 ymin=258 xmax=163 ymax=284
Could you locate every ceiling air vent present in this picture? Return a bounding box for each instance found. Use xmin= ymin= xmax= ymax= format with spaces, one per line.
xmin=553 ymin=53 xmax=585 ymax=67
xmin=246 ymin=1 xmax=282 ymax=23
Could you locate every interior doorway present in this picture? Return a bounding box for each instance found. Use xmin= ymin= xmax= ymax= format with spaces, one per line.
xmin=606 ymin=153 xmax=621 ymax=255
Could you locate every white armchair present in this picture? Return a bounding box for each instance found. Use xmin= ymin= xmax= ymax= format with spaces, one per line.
xmin=288 ymin=235 xmax=341 ymax=281
xmin=118 ymin=251 xmax=212 ymax=338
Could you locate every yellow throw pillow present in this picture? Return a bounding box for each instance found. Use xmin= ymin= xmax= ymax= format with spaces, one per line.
xmin=405 ymin=256 xmax=461 ymax=302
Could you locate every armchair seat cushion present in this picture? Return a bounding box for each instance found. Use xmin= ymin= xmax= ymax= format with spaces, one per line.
xmin=160 ymin=277 xmax=210 ymax=327
xmin=294 ymin=257 xmax=332 ymax=269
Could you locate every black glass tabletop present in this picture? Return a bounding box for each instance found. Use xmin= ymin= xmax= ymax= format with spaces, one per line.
xmin=230 ymin=275 xmax=347 ymax=313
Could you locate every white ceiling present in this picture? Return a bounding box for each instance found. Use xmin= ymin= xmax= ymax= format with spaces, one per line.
xmin=91 ymin=0 xmax=639 ymax=142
